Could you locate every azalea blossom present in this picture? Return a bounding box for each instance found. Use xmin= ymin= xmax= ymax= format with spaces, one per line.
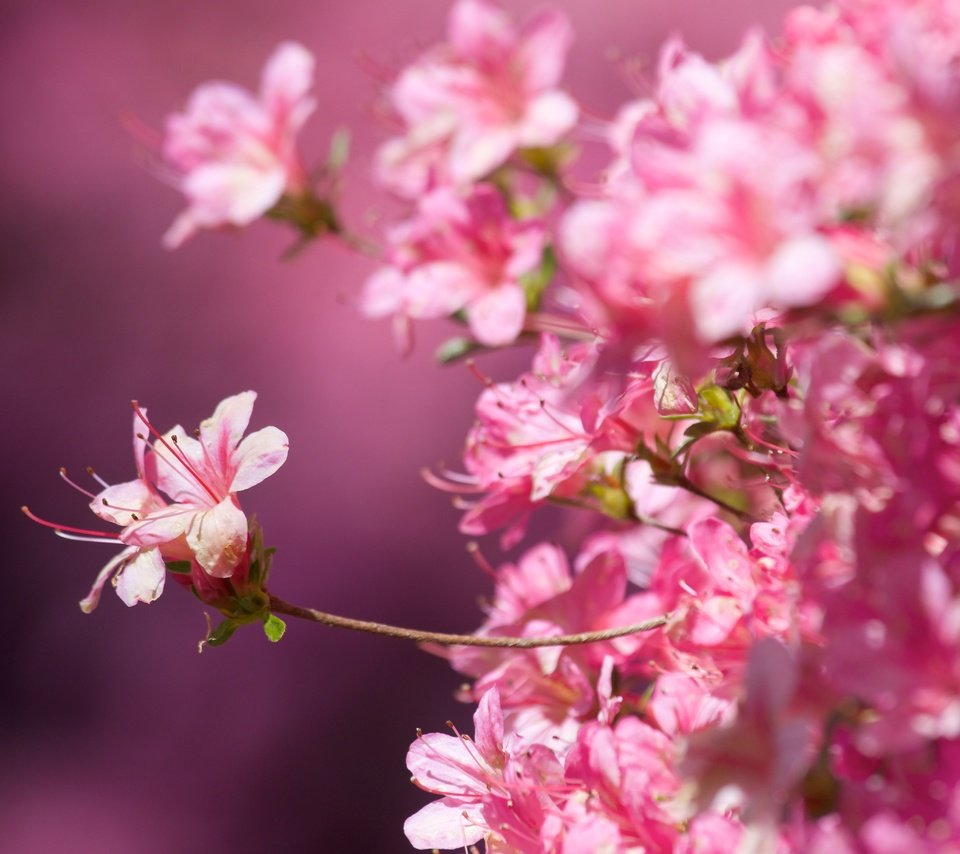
xmin=162 ymin=42 xmax=316 ymax=247
xmin=362 ymin=184 xmax=545 ymax=347
xmin=25 ymin=392 xmax=288 ymax=611
xmin=375 ymin=0 xmax=578 ymax=196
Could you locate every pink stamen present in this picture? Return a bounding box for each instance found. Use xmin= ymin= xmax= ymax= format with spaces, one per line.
xmin=21 ymin=506 xmax=117 ymax=538
xmin=465 ymin=359 xmax=493 ymax=388
xmin=421 ymin=467 xmax=484 ymax=494
xmin=466 ymin=542 xmax=498 ymax=580
xmin=538 ymin=398 xmax=585 ymax=438
xmin=59 ymin=467 xmax=97 ymax=499
xmin=132 ymin=401 xmax=220 ymax=503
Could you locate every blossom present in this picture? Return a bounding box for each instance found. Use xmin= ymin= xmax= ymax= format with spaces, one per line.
xmin=162 ymin=42 xmax=316 ymax=247
xmin=25 ymin=393 xmax=288 ymax=612
xmin=362 ymin=184 xmax=545 ymax=346
xmin=447 ymin=542 xmax=663 ymax=745
xmin=376 ymin=0 xmax=578 ymax=196
xmin=121 ymin=391 xmax=289 ymax=578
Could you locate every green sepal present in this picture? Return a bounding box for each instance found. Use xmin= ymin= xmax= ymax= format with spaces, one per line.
xmin=683 ymin=421 xmax=717 ymax=441
xmin=165 ymin=560 xmax=192 ymax=575
xmin=520 ymin=245 xmax=557 ymax=312
xmin=263 ymin=614 xmax=287 ymax=643
xmin=204 ymin=618 xmax=239 ymax=648
xmin=697 ymin=385 xmax=741 ymax=431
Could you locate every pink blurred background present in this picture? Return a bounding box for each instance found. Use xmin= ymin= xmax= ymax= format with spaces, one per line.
xmin=1 ymin=1 xmax=801 ymax=850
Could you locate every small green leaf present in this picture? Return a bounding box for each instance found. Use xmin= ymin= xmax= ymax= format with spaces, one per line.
xmin=165 ymin=560 xmax=192 ymax=575
xmin=436 ymin=337 xmax=479 ymax=364
xmin=263 ymin=614 xmax=286 ymax=643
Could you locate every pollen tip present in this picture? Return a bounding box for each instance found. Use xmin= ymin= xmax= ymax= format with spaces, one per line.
xmin=465 ymin=541 xmax=478 ymax=552
xmin=86 ymin=466 xmax=96 ymax=475
xmin=59 ymin=466 xmax=67 ymax=475
xmin=20 ymin=505 xmax=29 ymax=514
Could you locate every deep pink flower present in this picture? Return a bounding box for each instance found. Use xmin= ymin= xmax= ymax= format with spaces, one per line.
xmin=162 ymin=42 xmax=315 ymax=247
xmin=376 ymin=0 xmax=578 ymax=196
xmin=448 ymin=542 xmax=662 ymax=744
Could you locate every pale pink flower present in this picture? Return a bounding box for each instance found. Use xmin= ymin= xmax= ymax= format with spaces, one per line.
xmin=122 ymin=391 xmax=289 ymax=578
xmin=362 ymin=185 xmax=544 ymax=346
xmin=405 ymin=689 xmax=566 ymax=852
xmin=25 ymin=393 xmax=288 ymax=612
xmin=162 ymin=42 xmax=315 ymax=247
xmin=376 ymin=0 xmax=578 ymax=196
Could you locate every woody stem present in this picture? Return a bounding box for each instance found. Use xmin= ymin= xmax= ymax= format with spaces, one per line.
xmin=267 ymin=595 xmax=668 ymax=648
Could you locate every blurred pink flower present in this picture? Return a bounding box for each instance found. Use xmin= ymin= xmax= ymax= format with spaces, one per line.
xmin=376 ymin=0 xmax=578 ymax=196
xmin=162 ymin=42 xmax=316 ymax=247
xmin=362 ymin=184 xmax=545 ymax=346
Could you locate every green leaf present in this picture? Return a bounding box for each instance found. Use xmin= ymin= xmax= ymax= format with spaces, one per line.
xmin=436 ymin=337 xmax=479 ymax=364
xmin=263 ymin=614 xmax=286 ymax=643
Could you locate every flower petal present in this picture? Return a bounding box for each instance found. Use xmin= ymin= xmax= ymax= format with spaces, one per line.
xmin=466 ymin=284 xmax=526 ymax=346
xmin=115 ymin=548 xmax=167 ymax=607
xmin=260 ymin=42 xmax=316 ymax=132
xmin=120 ymin=504 xmax=194 ymax=550
xmin=79 ymin=546 xmax=139 ymax=614
xmin=230 ymin=426 xmax=290 ymax=492
xmin=185 ymin=497 xmax=248 ymax=578
xmin=403 ymin=798 xmax=485 ymax=851
xmin=90 ymin=479 xmax=161 ymax=526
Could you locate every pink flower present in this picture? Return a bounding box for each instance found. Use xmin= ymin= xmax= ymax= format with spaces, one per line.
xmin=162 ymin=42 xmax=315 ymax=247
xmin=362 ymin=184 xmax=545 ymax=346
xmin=376 ymin=0 xmax=578 ymax=196
xmin=122 ymin=391 xmax=289 ymax=578
xmin=403 ymin=691 xmax=507 ymax=850
xmin=448 ymin=542 xmax=662 ymax=745
xmin=25 ymin=393 xmax=288 ymax=612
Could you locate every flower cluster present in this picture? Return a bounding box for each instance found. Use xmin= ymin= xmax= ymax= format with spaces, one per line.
xmin=33 ymin=0 xmax=960 ymax=849
xmin=355 ymin=0 xmax=960 ymax=849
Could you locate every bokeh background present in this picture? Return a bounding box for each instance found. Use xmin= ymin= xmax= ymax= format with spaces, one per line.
xmin=1 ymin=1 xmax=801 ymax=851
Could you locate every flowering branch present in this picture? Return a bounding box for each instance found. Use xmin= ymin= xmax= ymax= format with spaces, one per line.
xmin=267 ymin=595 xmax=668 ymax=647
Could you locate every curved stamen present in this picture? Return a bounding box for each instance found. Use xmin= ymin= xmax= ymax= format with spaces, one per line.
xmin=21 ymin=506 xmax=117 ymax=538
xmin=55 ymin=530 xmax=123 ymax=544
xmin=59 ymin=467 xmax=97 ymax=499
xmin=132 ymin=401 xmax=220 ymax=503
